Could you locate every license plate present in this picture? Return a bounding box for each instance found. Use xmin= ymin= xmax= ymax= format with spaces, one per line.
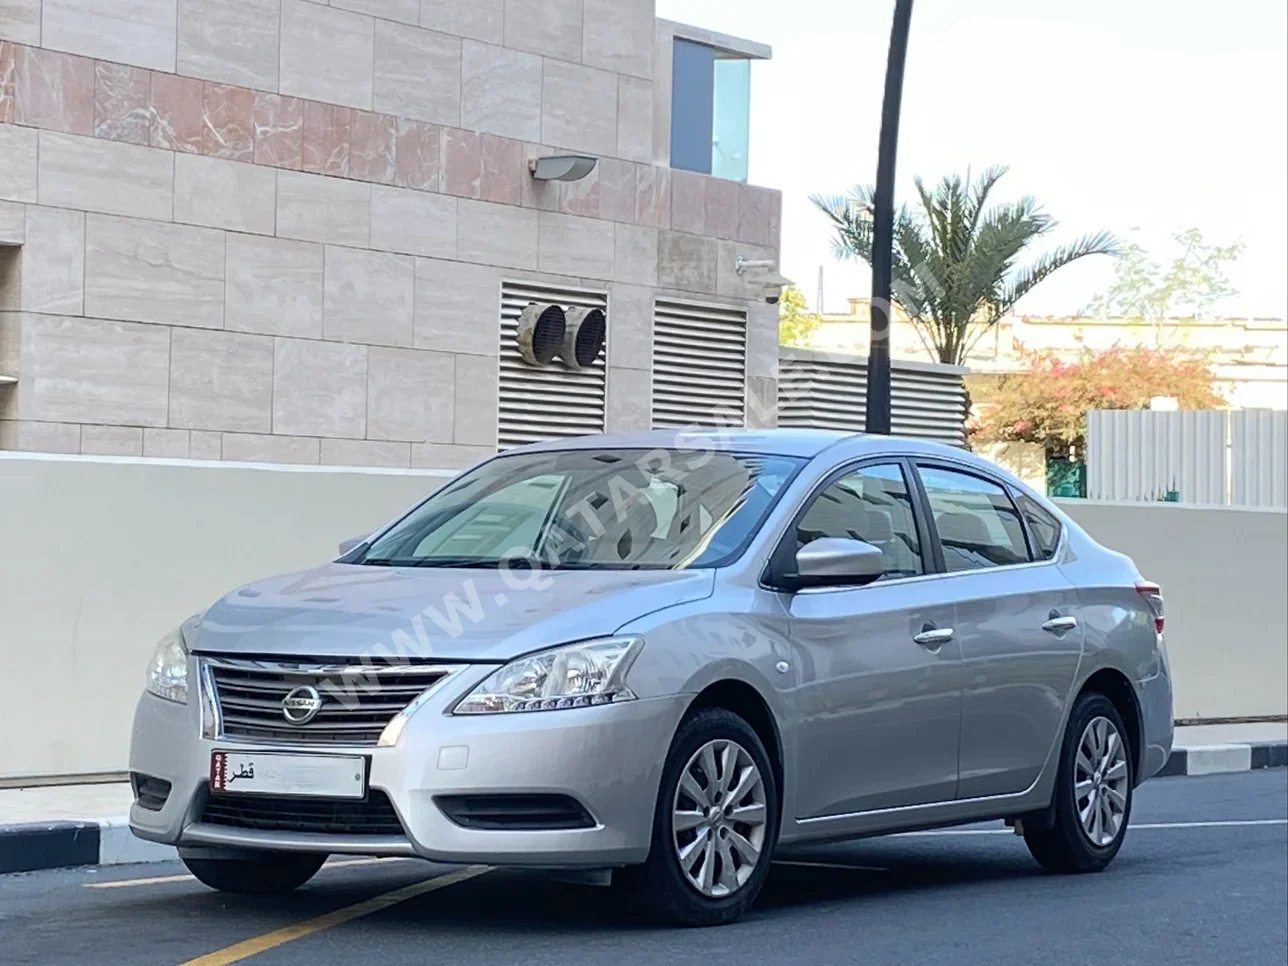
xmin=210 ymin=751 xmax=366 ymax=799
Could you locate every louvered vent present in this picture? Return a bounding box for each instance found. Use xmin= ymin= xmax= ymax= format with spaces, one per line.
xmin=651 ymin=299 xmax=748 ymax=428
xmin=777 ymin=357 xmax=867 ymax=432
xmin=778 ymin=351 xmax=969 ymax=446
xmin=499 ymin=281 xmax=608 ymax=449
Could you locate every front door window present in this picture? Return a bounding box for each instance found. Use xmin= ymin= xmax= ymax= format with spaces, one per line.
xmin=795 ymin=462 xmax=924 ymax=580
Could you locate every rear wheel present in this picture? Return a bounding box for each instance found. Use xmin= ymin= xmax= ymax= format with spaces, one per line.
xmin=182 ymin=851 xmax=327 ymax=894
xmin=625 ymin=708 xmax=779 ymax=926
xmin=1025 ymin=692 xmax=1133 ymax=873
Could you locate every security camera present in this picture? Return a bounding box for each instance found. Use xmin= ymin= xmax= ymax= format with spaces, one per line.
xmin=735 ymin=256 xmax=794 ymax=305
xmin=752 ymin=272 xmax=793 ymax=305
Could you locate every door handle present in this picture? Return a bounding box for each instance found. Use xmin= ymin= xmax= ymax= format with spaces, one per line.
xmin=913 ymin=627 xmax=955 ymax=649
xmin=1042 ymin=615 xmax=1078 ymax=634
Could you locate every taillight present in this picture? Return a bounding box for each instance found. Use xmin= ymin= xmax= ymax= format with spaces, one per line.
xmin=1135 ymin=580 xmax=1164 ymax=633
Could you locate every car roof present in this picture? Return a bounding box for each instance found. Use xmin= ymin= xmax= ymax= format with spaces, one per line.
xmin=509 ymin=429 xmax=974 ymax=462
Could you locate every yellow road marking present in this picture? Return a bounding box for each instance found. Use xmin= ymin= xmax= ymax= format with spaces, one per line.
xmin=175 ymin=865 xmax=490 ymax=966
xmin=85 ymin=856 xmax=413 ymax=889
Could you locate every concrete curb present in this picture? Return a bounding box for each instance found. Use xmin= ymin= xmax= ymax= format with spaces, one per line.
xmin=0 ymin=817 xmax=175 ymax=875
xmin=1156 ymin=740 xmax=1288 ymax=778
xmin=3 ymin=743 xmax=1284 ymax=876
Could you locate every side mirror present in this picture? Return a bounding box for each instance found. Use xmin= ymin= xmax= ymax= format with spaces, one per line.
xmin=337 ymin=534 xmax=369 ymax=557
xmin=787 ymin=537 xmax=884 ymax=589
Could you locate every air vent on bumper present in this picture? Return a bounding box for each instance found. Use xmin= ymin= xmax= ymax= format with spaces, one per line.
xmin=131 ymin=773 xmax=172 ymax=812
xmin=434 ymin=794 xmax=595 ymax=830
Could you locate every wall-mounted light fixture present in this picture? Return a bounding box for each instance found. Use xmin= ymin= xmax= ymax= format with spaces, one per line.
xmin=528 ymin=155 xmax=598 ymax=182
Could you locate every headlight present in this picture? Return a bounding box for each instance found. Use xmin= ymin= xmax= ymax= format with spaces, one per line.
xmin=453 ymin=637 xmax=643 ymax=714
xmin=146 ymin=625 xmax=190 ymax=704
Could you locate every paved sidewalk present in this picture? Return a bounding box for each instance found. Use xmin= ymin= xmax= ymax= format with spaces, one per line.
xmin=1 ymin=721 xmax=1284 ymax=875
xmin=0 ymin=781 xmax=134 ymax=827
xmin=1172 ymin=722 xmax=1288 ymax=745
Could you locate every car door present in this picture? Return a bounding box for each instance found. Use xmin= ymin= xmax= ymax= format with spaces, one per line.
xmin=785 ymin=460 xmax=962 ymax=819
xmin=914 ymin=463 xmax=1084 ymax=800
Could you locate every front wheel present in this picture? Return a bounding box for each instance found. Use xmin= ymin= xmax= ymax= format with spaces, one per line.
xmin=183 ymin=851 xmax=327 ymax=894
xmin=624 ymin=707 xmax=779 ymax=926
xmin=1025 ymin=692 xmax=1133 ymax=873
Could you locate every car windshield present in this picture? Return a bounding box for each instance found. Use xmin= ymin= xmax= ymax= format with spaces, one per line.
xmin=357 ymin=448 xmax=803 ymax=571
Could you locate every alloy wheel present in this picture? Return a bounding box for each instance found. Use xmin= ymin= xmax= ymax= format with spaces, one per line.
xmin=671 ymin=738 xmax=768 ymax=898
xmin=1074 ymin=715 xmax=1130 ymax=847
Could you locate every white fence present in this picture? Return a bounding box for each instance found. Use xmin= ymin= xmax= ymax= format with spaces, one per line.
xmin=2 ymin=454 xmax=1286 ymax=782
xmin=1231 ymin=410 xmax=1288 ymax=507
xmin=1086 ymin=409 xmax=1287 ymax=507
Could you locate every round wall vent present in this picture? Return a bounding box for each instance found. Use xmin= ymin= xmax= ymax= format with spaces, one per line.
xmin=516 ymin=303 xmax=566 ymax=365
xmin=560 ymin=307 xmax=606 ymax=370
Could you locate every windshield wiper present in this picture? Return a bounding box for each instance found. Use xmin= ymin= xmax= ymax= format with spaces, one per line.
xmin=358 ymin=557 xmax=493 ymax=568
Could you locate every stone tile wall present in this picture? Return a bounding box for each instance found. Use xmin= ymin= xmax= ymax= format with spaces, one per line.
xmin=0 ymin=2 xmax=781 ymax=467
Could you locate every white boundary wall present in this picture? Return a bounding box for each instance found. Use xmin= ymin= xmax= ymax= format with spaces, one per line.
xmin=1058 ymin=499 xmax=1287 ymax=722
xmin=1 ymin=454 xmax=450 ymax=782
xmin=1 ymin=456 xmax=1284 ymax=782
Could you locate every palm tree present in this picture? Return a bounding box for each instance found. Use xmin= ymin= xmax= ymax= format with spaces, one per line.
xmin=811 ymin=166 xmax=1117 ymax=366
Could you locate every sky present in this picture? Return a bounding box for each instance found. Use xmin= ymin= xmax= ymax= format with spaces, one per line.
xmin=656 ymin=0 xmax=1288 ymax=319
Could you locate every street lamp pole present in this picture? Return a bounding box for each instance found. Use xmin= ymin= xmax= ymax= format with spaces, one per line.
xmin=866 ymin=0 xmax=913 ymax=435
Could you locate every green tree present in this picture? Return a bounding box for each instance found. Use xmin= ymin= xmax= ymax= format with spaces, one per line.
xmin=778 ymin=285 xmax=823 ymax=347
xmin=1083 ymin=227 xmax=1244 ymax=321
xmin=811 ymin=166 xmax=1117 ymax=366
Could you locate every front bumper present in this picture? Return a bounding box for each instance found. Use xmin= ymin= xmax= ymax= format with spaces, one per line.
xmin=128 ymin=673 xmax=687 ymax=867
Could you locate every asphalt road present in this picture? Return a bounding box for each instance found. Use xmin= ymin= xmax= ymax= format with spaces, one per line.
xmin=2 ymin=770 xmax=1284 ymax=966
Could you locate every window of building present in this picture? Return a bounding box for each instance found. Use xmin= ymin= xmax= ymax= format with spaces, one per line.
xmin=0 ymin=245 xmax=18 ymax=313
xmin=795 ymin=463 xmax=924 ymax=579
xmin=0 ymin=244 xmax=18 ymax=391
xmin=671 ymin=40 xmax=752 ymax=182
xmin=918 ymin=466 xmax=1030 ymax=572
xmin=712 ymin=58 xmax=750 ymax=182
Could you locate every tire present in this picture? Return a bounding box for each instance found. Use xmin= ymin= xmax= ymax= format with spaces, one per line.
xmin=183 ymin=851 xmax=327 ymax=894
xmin=624 ymin=707 xmax=779 ymax=926
xmin=1025 ymin=691 xmax=1134 ymax=873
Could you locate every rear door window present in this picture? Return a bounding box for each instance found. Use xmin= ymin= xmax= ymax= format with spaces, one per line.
xmin=1017 ymin=493 xmax=1062 ymax=560
xmin=917 ymin=465 xmax=1031 ymax=571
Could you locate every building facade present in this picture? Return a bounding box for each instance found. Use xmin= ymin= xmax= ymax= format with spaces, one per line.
xmin=812 ymin=298 xmax=1287 ymax=411
xmin=0 ymin=1 xmax=782 ymax=467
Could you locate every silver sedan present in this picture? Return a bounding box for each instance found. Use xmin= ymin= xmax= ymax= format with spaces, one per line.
xmin=128 ymin=430 xmax=1173 ymax=925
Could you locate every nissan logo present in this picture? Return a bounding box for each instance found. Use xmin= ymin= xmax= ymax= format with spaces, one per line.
xmin=281 ymin=685 xmax=323 ymax=725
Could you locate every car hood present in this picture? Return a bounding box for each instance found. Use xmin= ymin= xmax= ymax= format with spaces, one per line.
xmin=190 ymin=563 xmax=715 ymax=662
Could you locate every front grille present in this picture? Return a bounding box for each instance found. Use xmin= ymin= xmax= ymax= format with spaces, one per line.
xmin=435 ymin=794 xmax=596 ymax=830
xmin=201 ymin=789 xmax=405 ymax=836
xmin=207 ymin=659 xmax=453 ymax=746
